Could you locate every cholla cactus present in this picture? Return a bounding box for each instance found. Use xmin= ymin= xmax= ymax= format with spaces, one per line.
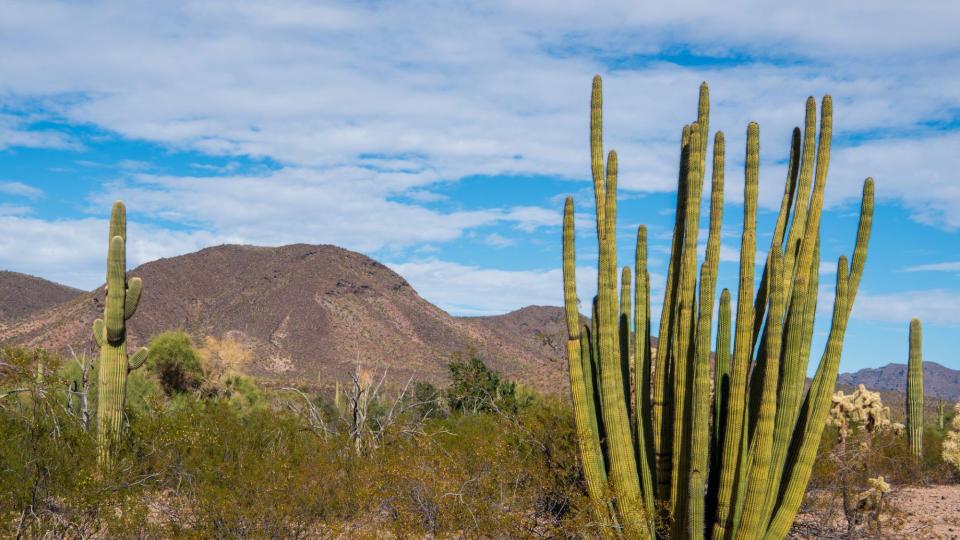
xmin=829 ymin=384 xmax=899 ymax=438
xmin=942 ymin=403 xmax=960 ymax=473
xmin=856 ymin=476 xmax=890 ymax=520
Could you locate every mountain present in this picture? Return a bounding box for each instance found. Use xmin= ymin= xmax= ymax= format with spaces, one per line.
xmin=837 ymin=362 xmax=960 ymax=401
xmin=0 ymin=244 xmax=567 ymax=392
xmin=0 ymin=271 xmax=82 ymax=327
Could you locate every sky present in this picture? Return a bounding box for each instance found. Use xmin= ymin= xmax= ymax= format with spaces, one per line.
xmin=0 ymin=1 xmax=958 ymax=373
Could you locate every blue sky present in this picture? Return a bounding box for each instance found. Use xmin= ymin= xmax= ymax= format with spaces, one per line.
xmin=0 ymin=1 xmax=958 ymax=373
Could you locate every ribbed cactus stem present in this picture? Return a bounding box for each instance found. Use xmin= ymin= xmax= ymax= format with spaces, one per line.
xmin=735 ymin=248 xmax=784 ymax=540
xmin=938 ymin=399 xmax=946 ymax=430
xmin=562 ymin=76 xmax=871 ymax=540
xmin=711 ymin=121 xmax=759 ymax=540
xmin=562 ymin=197 xmax=614 ymax=536
xmin=95 ymin=201 xmax=150 ymax=470
xmin=653 ymin=123 xmax=691 ymax=503
xmin=634 ymin=225 xmax=657 ymax=534
xmin=688 ymin=128 xmax=724 ymax=540
xmin=670 ymin=122 xmax=705 ymax=533
xmin=907 ymin=318 xmax=924 ymax=461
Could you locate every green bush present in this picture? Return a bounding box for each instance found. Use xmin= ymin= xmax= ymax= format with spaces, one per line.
xmin=445 ymin=352 xmax=518 ymax=414
xmin=146 ymin=331 xmax=203 ymax=395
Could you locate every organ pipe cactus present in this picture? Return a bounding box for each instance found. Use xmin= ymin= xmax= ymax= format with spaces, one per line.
xmin=94 ymin=201 xmax=149 ymax=468
xmin=562 ymin=76 xmax=874 ymax=539
xmin=907 ymin=318 xmax=924 ymax=460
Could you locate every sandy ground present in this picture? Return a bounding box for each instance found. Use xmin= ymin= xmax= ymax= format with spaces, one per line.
xmin=793 ymin=484 xmax=960 ymax=539
xmin=892 ymin=484 xmax=960 ymax=539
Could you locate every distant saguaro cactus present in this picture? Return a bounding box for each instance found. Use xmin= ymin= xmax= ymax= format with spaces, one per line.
xmin=938 ymin=398 xmax=947 ymax=430
xmin=94 ymin=201 xmax=149 ymax=468
xmin=562 ymin=76 xmax=873 ymax=539
xmin=906 ymin=318 xmax=924 ymax=461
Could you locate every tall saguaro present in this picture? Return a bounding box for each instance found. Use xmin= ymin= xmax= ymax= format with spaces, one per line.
xmin=95 ymin=201 xmax=150 ymax=468
xmin=562 ymin=76 xmax=873 ymax=539
xmin=907 ymin=318 xmax=924 ymax=461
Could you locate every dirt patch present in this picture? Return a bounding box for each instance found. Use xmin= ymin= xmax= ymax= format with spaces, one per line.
xmin=794 ymin=484 xmax=960 ymax=539
xmin=893 ymin=484 xmax=960 ymax=539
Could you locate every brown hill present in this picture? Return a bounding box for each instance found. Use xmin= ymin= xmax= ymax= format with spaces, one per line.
xmin=837 ymin=362 xmax=960 ymax=401
xmin=0 ymin=271 xmax=81 ymax=327
xmin=0 ymin=244 xmax=567 ymax=393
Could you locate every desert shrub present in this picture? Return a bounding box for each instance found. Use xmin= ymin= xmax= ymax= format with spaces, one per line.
xmin=57 ymin=357 xmax=164 ymax=421
xmin=197 ymin=334 xmax=252 ymax=396
xmin=146 ymin=330 xmax=203 ymax=395
xmin=1 ymin=347 xmax=598 ymax=537
xmin=446 ymin=352 xmax=519 ymax=414
xmin=941 ymin=403 xmax=960 ymax=477
xmin=0 ymin=357 xmax=152 ymax=538
xmin=412 ymin=380 xmax=443 ymax=420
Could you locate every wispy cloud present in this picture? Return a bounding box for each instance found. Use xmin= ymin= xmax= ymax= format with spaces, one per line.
xmin=0 ymin=181 xmax=43 ymax=199
xmin=902 ymin=261 xmax=960 ymax=273
xmin=0 ymin=1 xmax=958 ymax=228
xmin=852 ymin=289 xmax=960 ymax=327
xmin=386 ymin=259 xmax=596 ymax=316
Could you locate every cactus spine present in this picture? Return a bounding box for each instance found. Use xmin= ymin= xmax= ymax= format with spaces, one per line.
xmin=562 ymin=76 xmax=873 ymax=539
xmin=94 ymin=201 xmax=149 ymax=469
xmin=907 ymin=318 xmax=924 ymax=460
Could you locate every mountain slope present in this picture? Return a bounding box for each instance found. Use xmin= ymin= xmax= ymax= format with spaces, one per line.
xmin=0 ymin=271 xmax=82 ymax=326
xmin=837 ymin=362 xmax=960 ymax=401
xmin=0 ymin=244 xmax=566 ymax=392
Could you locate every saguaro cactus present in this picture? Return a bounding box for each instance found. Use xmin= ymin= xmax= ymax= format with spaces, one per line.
xmin=94 ymin=201 xmax=149 ymax=468
xmin=938 ymin=399 xmax=946 ymax=430
xmin=562 ymin=76 xmax=873 ymax=539
xmin=907 ymin=318 xmax=924 ymax=460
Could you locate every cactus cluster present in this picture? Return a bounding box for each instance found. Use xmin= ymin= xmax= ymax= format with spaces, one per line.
xmin=829 ymin=384 xmax=901 ymax=438
xmin=94 ymin=201 xmax=150 ymax=468
xmin=562 ymin=76 xmax=873 ymax=539
xmin=906 ymin=318 xmax=923 ymax=461
xmin=942 ymin=403 xmax=960 ymax=473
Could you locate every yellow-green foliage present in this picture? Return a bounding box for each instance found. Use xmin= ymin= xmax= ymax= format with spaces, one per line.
xmin=941 ymin=403 xmax=960 ymax=473
xmin=0 ymin=350 xmax=595 ymax=537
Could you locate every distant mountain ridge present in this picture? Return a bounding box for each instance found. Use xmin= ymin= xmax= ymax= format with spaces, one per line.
xmin=2 ymin=247 xmax=957 ymax=400
xmin=837 ymin=361 xmax=960 ymax=401
xmin=0 ymin=271 xmax=81 ymax=327
xmin=0 ymin=244 xmax=568 ymax=392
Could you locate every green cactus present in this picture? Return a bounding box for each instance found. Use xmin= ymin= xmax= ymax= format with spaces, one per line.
xmin=94 ymin=201 xmax=149 ymax=469
xmin=907 ymin=318 xmax=924 ymax=460
xmin=562 ymin=76 xmax=873 ymax=539
xmin=938 ymin=398 xmax=946 ymax=430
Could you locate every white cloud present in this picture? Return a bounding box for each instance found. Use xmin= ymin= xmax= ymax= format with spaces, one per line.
xmin=852 ymin=289 xmax=960 ymax=327
xmin=902 ymin=261 xmax=960 ymax=273
xmin=386 ymin=259 xmax=597 ymax=316
xmin=819 ymin=284 xmax=960 ymax=327
xmin=0 ymin=215 xmax=218 ymax=289
xmin=483 ymin=233 xmax=516 ymax=248
xmin=0 ymin=1 xmax=957 ymax=228
xmin=0 ymin=181 xmax=44 ymax=199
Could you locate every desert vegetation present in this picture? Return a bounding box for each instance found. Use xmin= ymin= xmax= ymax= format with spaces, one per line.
xmin=1 ymin=76 xmax=958 ymax=539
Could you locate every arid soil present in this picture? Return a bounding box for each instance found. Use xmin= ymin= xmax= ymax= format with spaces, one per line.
xmin=893 ymin=484 xmax=960 ymax=539
xmin=794 ymin=484 xmax=960 ymax=539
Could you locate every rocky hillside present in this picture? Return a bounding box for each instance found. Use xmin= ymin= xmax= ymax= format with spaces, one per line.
xmin=0 ymin=244 xmax=567 ymax=392
xmin=837 ymin=361 xmax=960 ymax=401
xmin=0 ymin=271 xmax=81 ymax=327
